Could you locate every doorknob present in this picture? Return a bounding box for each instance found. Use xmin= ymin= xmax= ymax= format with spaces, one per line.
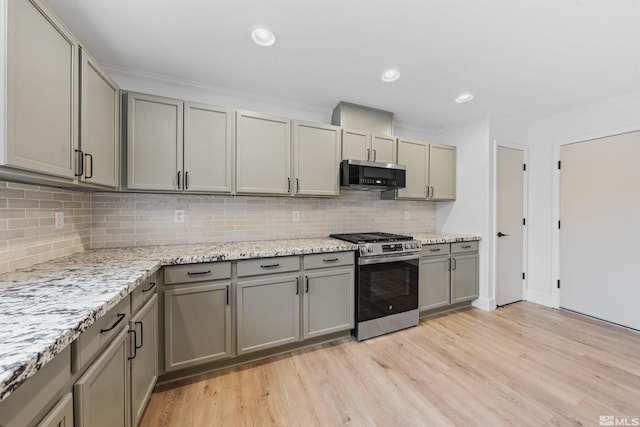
xmin=497 ymin=232 xmax=510 ymax=238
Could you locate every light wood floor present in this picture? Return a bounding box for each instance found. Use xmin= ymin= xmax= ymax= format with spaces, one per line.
xmin=139 ymin=302 xmax=640 ymax=426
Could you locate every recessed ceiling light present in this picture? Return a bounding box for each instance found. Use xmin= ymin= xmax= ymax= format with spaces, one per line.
xmin=455 ymin=93 xmax=474 ymax=104
xmin=381 ymin=69 xmax=400 ymax=82
xmin=251 ymin=27 xmax=276 ymax=47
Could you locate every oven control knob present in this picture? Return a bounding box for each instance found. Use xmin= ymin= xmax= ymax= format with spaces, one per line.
xmin=404 ymin=243 xmax=410 ymax=249
xmin=359 ymin=246 xmax=367 ymax=255
xmin=367 ymin=245 xmax=373 ymax=253
xmin=412 ymin=243 xmax=418 ymax=249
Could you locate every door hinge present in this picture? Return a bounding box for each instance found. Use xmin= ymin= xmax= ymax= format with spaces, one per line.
xmin=557 ymin=160 xmax=561 ymax=170
xmin=522 ymin=272 xmax=526 ymax=280
xmin=557 ymin=280 xmax=560 ymax=289
xmin=523 ymin=163 xmax=527 ymax=171
xmin=558 ymin=220 xmax=561 ymax=229
xmin=523 ymin=218 xmax=526 ymax=226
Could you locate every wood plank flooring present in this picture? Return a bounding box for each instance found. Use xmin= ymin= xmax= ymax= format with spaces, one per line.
xmin=138 ymin=302 xmax=640 ymax=426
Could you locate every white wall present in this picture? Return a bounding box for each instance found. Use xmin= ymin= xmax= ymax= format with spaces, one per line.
xmin=527 ymin=91 xmax=640 ymax=307
xmin=434 ymin=118 xmax=493 ymax=310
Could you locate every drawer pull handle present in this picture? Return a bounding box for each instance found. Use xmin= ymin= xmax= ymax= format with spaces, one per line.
xmin=323 ymin=258 xmax=339 ymax=262
xmin=461 ymin=245 xmax=472 ymax=249
xmin=429 ymin=248 xmax=441 ymax=252
xmin=100 ymin=313 xmax=125 ymax=333
xmin=142 ymin=282 xmax=156 ymax=292
xmin=260 ymin=263 xmax=280 ymax=269
xmin=187 ymin=270 xmax=211 ymax=276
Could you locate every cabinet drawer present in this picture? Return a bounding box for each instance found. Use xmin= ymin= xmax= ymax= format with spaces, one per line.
xmin=303 ymin=252 xmax=354 ymax=270
xmin=421 ymin=243 xmax=450 ymax=257
xmin=164 ymin=262 xmax=231 ymax=285
xmin=451 ymin=241 xmax=479 ymax=254
xmin=131 ymin=272 xmax=157 ymax=313
xmin=76 ymin=297 xmax=131 ymax=370
xmin=237 ymin=256 xmax=299 ymax=277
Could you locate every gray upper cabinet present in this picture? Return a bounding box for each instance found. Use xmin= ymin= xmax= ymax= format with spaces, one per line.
xmin=387 ymin=137 xmax=456 ymax=201
xmin=79 ymin=48 xmax=119 ymax=188
xmin=183 ymin=102 xmax=233 ymax=193
xmin=2 ymin=0 xmax=79 ymax=179
xmin=293 ymin=121 xmax=340 ymax=196
xmin=429 ymin=143 xmax=456 ymax=200
xmin=236 ymin=110 xmax=291 ymax=195
xmin=125 ymin=93 xmax=183 ymax=191
xmin=125 ymin=94 xmax=233 ymax=193
xmin=395 ymin=137 xmax=429 ymax=199
xmin=341 ymin=129 xmax=396 ymax=163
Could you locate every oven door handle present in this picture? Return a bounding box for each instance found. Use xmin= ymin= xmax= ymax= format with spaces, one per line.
xmin=358 ymin=253 xmax=420 ymax=265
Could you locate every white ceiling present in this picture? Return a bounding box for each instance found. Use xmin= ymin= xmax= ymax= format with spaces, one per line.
xmin=45 ymin=0 xmax=640 ymax=131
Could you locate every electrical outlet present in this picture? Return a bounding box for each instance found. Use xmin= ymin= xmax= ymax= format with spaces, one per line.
xmin=174 ymin=210 xmax=185 ymax=223
xmin=54 ymin=212 xmax=64 ymax=230
xmin=293 ymin=211 xmax=300 ymax=222
xmin=404 ymin=210 xmax=410 ymax=220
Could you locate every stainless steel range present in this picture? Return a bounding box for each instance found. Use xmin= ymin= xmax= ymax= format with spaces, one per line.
xmin=330 ymin=232 xmax=421 ymax=341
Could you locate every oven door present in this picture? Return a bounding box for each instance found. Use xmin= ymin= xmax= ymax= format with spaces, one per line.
xmin=356 ymin=253 xmax=419 ymax=322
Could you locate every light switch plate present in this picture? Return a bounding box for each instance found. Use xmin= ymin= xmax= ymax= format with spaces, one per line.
xmin=293 ymin=211 xmax=300 ymax=222
xmin=174 ymin=210 xmax=185 ymax=223
xmin=404 ymin=211 xmax=410 ymax=220
xmin=54 ymin=212 xmax=64 ymax=230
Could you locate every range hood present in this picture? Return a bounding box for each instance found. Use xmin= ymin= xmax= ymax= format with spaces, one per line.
xmin=340 ymin=159 xmax=406 ymax=192
xmin=333 ymin=102 xmax=406 ymax=191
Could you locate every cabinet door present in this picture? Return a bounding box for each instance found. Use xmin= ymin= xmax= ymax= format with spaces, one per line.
xmin=419 ymin=256 xmax=451 ymax=311
xmin=79 ymin=49 xmax=119 ymax=188
xmin=429 ymin=144 xmax=456 ymax=200
xmin=293 ymin=121 xmax=340 ymax=196
xmin=341 ymin=129 xmax=370 ymax=161
xmin=303 ymin=268 xmax=354 ymax=339
xmin=236 ymin=110 xmax=290 ymax=194
xmin=184 ymin=103 xmax=232 ymax=193
xmin=74 ymin=328 xmax=130 ymax=427
xmin=5 ymin=0 xmax=78 ymax=179
xmin=451 ymin=253 xmax=479 ymax=303
xmin=130 ymin=295 xmax=157 ymax=427
xmin=164 ymin=283 xmax=231 ymax=372
xmin=396 ymin=138 xmax=428 ymax=200
xmin=126 ymin=93 xmax=182 ymax=191
xmin=371 ymin=135 xmax=396 ymax=163
xmin=237 ymin=275 xmax=300 ymax=355
xmin=37 ymin=393 xmax=73 ymax=427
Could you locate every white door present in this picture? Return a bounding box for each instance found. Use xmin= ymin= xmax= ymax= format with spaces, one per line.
xmin=559 ymin=132 xmax=640 ymax=330
xmin=496 ymin=146 xmax=525 ymax=306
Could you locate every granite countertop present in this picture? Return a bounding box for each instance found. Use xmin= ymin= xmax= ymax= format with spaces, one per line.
xmin=0 ymin=237 xmax=357 ymax=402
xmin=412 ymin=232 xmax=482 ymax=244
xmin=0 ymin=233 xmax=480 ymax=402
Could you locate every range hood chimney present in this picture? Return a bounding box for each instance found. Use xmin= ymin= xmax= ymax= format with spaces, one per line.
xmin=331 ymin=101 xmax=394 ymax=135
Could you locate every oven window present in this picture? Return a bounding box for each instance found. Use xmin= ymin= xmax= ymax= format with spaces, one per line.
xmin=357 ymin=258 xmax=419 ymax=322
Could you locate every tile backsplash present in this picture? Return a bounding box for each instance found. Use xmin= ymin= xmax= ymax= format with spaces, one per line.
xmin=1 ymin=180 xmax=436 ymax=272
xmin=0 ymin=181 xmax=91 ymax=274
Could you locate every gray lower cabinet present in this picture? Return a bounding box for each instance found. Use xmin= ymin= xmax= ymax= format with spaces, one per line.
xmin=129 ymin=294 xmax=158 ymax=426
xmin=419 ymin=255 xmax=451 ymax=311
xmin=419 ymin=242 xmax=479 ymax=313
xmin=74 ymin=328 xmax=130 ymax=427
xmin=164 ymin=282 xmax=232 ymax=371
xmin=451 ymin=252 xmax=479 ymax=304
xmin=236 ymin=274 xmax=300 ymax=355
xmin=303 ymin=267 xmax=354 ymax=339
xmin=36 ymin=393 xmax=73 ymax=427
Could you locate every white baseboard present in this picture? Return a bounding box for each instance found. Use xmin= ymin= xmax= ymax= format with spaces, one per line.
xmin=472 ymin=297 xmax=496 ymax=311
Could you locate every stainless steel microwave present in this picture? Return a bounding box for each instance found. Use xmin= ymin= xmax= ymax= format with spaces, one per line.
xmin=340 ymin=159 xmax=406 ymax=191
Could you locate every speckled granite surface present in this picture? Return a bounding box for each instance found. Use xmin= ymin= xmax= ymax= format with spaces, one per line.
xmin=412 ymin=232 xmax=482 ymax=244
xmin=0 ymin=238 xmax=357 ymax=402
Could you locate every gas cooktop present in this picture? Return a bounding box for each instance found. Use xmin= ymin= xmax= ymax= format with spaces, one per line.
xmin=330 ymin=232 xmax=414 ymax=244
